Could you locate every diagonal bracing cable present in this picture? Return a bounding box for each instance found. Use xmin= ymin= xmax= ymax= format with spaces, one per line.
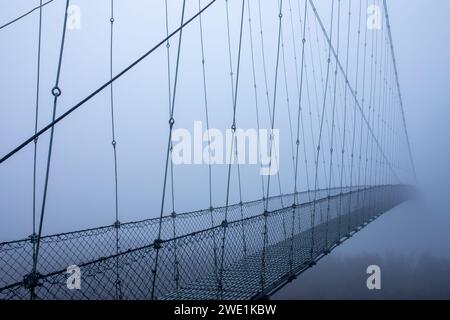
xmin=308 ymin=0 xmax=400 ymax=184
xmin=0 ymin=0 xmax=55 ymax=31
xmin=224 ymin=0 xmax=247 ymax=257
xmin=198 ymin=0 xmax=219 ymax=290
xmin=257 ymin=0 xmax=285 ymax=209
xmin=261 ymin=0 xmax=284 ymax=295
xmin=31 ymin=0 xmax=44 ymax=272
xmin=163 ymin=0 xmax=181 ymax=295
xmin=219 ymin=0 xmax=246 ymax=299
xmin=0 ymin=0 xmax=219 ymax=165
xmin=151 ymin=0 xmax=187 ymax=300
xmin=382 ymin=0 xmax=417 ymax=183
xmin=290 ymin=0 xmax=308 ymax=276
xmin=30 ymin=0 xmax=70 ymax=300
xmin=310 ymin=0 xmax=335 ymax=262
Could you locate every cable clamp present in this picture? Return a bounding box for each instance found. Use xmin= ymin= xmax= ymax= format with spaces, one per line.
xmin=153 ymin=238 xmax=163 ymax=250
xmin=51 ymin=86 xmax=61 ymax=97
xmin=23 ymin=272 xmax=41 ymax=290
xmin=221 ymin=220 xmax=228 ymax=228
xmin=29 ymin=233 xmax=38 ymax=244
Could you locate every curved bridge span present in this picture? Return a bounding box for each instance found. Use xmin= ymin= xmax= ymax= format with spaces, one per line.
xmin=0 ymin=0 xmax=417 ymax=301
xmin=0 ymin=185 xmax=413 ymax=300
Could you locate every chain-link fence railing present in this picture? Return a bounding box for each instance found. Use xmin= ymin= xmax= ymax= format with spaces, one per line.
xmin=0 ymin=185 xmax=413 ymax=300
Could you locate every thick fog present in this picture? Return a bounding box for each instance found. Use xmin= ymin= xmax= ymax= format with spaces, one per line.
xmin=1 ymin=0 xmax=449 ymax=298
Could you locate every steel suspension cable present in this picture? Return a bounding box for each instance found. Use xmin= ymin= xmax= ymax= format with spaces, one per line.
xmin=377 ymin=34 xmax=389 ymax=211
xmin=382 ymin=0 xmax=417 ymax=183
xmin=31 ymin=0 xmax=43 ymax=271
xmin=356 ymin=0 xmax=369 ymax=225
xmin=310 ymin=0 xmax=335 ymax=262
xmin=264 ymin=0 xmax=285 ymax=209
xmin=308 ymin=0 xmax=400 ymax=185
xmin=337 ymin=0 xmax=351 ymax=239
xmin=261 ymin=0 xmax=284 ymax=296
xmin=291 ymin=0 xmax=311 ymax=200
xmin=280 ymin=29 xmax=296 ymax=176
xmin=305 ymin=13 xmax=329 ymax=205
xmin=257 ymin=0 xmax=285 ymax=208
xmin=362 ymin=9 xmax=378 ymax=219
xmin=108 ymin=0 xmax=122 ymax=300
xmin=163 ymin=0 xmax=181 ymax=295
xmin=347 ymin=0 xmax=363 ymax=235
xmin=219 ymin=0 xmax=246 ymax=299
xmin=311 ymin=15 xmax=331 ymax=194
xmin=151 ymin=0 xmax=186 ymax=300
xmin=224 ymin=0 xmax=247 ymax=253
xmin=289 ymin=0 xmax=308 ymax=276
xmin=372 ymin=21 xmax=387 ymax=212
xmin=0 ymin=0 xmax=55 ymax=31
xmin=198 ymin=0 xmax=219 ymax=287
xmin=293 ymin=0 xmax=308 ymax=203
xmin=278 ymin=29 xmax=291 ymax=241
xmin=361 ymin=8 xmax=376 ymax=221
xmin=318 ymin=23 xmax=347 ymax=193
xmin=30 ymin=0 xmax=70 ymax=300
xmin=0 ymin=0 xmax=219 ymax=165
xmin=247 ymin=0 xmax=266 ymax=199
xmin=325 ymin=0 xmax=341 ymax=250
xmin=224 ymin=0 xmax=248 ymax=276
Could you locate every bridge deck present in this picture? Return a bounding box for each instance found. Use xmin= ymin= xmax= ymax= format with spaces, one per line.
xmin=161 ymin=207 xmax=379 ymax=300
xmin=0 ymin=185 xmax=412 ymax=300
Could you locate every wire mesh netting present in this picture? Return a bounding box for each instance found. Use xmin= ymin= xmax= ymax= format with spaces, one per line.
xmin=0 ymin=185 xmax=413 ymax=300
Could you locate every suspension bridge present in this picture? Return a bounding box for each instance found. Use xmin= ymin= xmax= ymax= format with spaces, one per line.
xmin=0 ymin=0 xmax=416 ymax=300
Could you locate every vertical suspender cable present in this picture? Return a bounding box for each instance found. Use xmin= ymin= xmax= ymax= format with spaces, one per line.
xmin=290 ymin=0 xmax=308 ymax=275
xmin=372 ymin=17 xmax=386 ymax=213
xmin=337 ymin=0 xmax=351 ymax=239
xmin=198 ymin=0 xmax=219 ymax=286
xmin=347 ymin=0 xmax=363 ymax=235
xmin=30 ymin=0 xmax=70 ymax=300
xmin=356 ymin=0 xmax=369 ymax=226
xmin=325 ymin=0 xmax=341 ymax=251
xmin=247 ymin=0 xmax=266 ymax=199
xmin=219 ymin=0 xmax=246 ymax=299
xmin=152 ymin=0 xmax=186 ymax=300
xmin=31 ymin=0 xmax=43 ymax=271
xmin=164 ymin=0 xmax=180 ymax=295
xmin=224 ymin=0 xmax=247 ymax=280
xmin=363 ymin=6 xmax=378 ymax=221
xmin=108 ymin=0 xmax=122 ymax=300
xmin=257 ymin=0 xmax=285 ymax=209
xmin=260 ymin=0 xmax=284 ymax=296
xmin=382 ymin=0 xmax=417 ymax=184
xmin=291 ymin=0 xmax=311 ymax=200
xmin=310 ymin=0 xmax=335 ymax=262
xmin=293 ymin=0 xmax=308 ymax=204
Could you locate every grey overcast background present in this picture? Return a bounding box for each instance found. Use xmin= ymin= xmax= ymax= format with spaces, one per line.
xmin=275 ymin=0 xmax=450 ymax=299
xmin=1 ymin=0 xmax=450 ymax=299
